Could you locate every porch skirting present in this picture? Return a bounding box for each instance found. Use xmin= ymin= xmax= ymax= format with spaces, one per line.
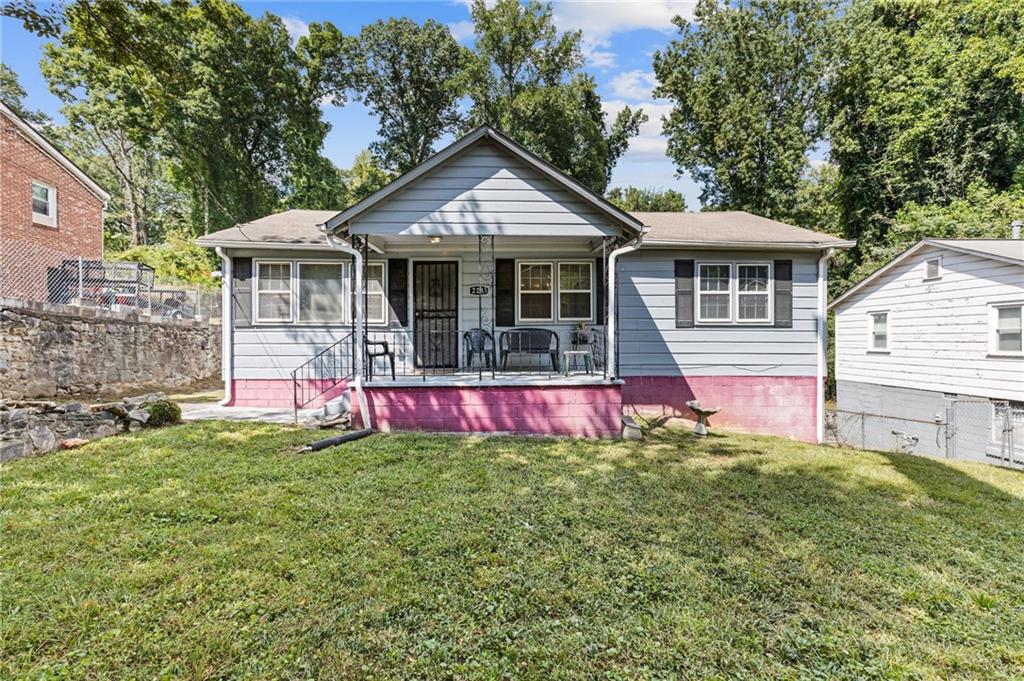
xmin=621 ymin=376 xmax=818 ymax=442
xmin=228 ymin=379 xmax=349 ymax=408
xmin=355 ymin=384 xmax=623 ymax=438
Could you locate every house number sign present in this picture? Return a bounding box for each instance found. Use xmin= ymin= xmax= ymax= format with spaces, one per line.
xmin=470 ymin=285 xmax=489 ymax=296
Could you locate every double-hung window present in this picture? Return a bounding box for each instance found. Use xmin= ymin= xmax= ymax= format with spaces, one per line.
xmin=736 ymin=264 xmax=770 ymax=322
xmin=255 ymin=261 xmax=293 ymax=323
xmin=32 ymin=180 xmax=56 ymax=227
xmin=697 ymin=264 xmax=732 ymax=323
xmin=365 ymin=262 xmax=386 ymax=325
xmin=298 ymin=262 xmax=346 ymax=323
xmin=518 ymin=262 xmax=553 ymax=321
xmin=869 ymin=311 xmax=889 ymax=351
xmin=558 ymin=262 xmax=592 ymax=320
xmin=991 ymin=303 xmax=1023 ymax=355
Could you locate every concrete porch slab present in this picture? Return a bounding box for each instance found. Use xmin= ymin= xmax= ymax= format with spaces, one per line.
xmin=178 ymin=403 xmax=316 ymax=424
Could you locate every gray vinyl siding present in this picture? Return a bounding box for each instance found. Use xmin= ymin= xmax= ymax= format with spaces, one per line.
xmin=347 ymin=141 xmax=619 ymax=238
xmin=226 ymin=241 xmax=603 ymax=379
xmin=617 ymin=249 xmax=820 ymax=377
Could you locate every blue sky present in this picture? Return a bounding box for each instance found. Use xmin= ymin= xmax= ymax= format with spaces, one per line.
xmin=1 ymin=1 xmax=705 ymax=207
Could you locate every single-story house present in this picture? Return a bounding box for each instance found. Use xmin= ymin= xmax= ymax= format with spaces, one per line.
xmin=197 ymin=126 xmax=852 ymax=440
xmin=831 ymin=237 xmax=1024 ymax=463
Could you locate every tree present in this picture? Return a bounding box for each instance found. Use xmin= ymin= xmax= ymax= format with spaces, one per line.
xmin=826 ymin=0 xmax=1024 ymax=255
xmin=466 ymin=0 xmax=645 ymax=193
xmin=344 ymin=18 xmax=469 ymax=173
xmin=606 ymin=186 xmax=685 ymax=212
xmin=654 ymin=0 xmax=833 ymax=216
xmin=0 ymin=64 xmax=48 ymax=126
xmin=340 ymin=150 xmax=393 ymax=204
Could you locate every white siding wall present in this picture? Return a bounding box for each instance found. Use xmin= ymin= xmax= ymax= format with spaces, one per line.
xmin=347 ymin=141 xmax=619 ymax=237
xmin=834 ymin=244 xmax=1024 ymax=401
xmin=617 ymin=250 xmax=821 ymax=377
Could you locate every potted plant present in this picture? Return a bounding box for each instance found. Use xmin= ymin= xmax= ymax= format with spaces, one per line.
xmin=571 ymin=321 xmax=589 ymax=346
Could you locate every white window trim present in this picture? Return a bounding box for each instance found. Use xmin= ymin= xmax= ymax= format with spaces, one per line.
xmin=516 ymin=261 xmax=555 ymax=323
xmin=696 ymin=262 xmax=734 ymax=324
xmin=253 ymin=260 xmax=294 ymax=324
xmin=556 ymin=261 xmax=594 ymax=322
xmin=988 ymin=300 xmax=1024 ymax=357
xmin=694 ymin=261 xmax=775 ymax=326
xmin=923 ymin=255 xmax=942 ymax=281
xmin=31 ymin=180 xmax=57 ymax=227
xmin=867 ymin=309 xmax=890 ymax=353
xmin=735 ymin=262 xmax=773 ymax=324
xmin=296 ymin=260 xmax=348 ymax=325
xmin=364 ymin=261 xmax=387 ymax=326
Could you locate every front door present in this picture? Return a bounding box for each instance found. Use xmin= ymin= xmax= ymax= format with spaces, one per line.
xmin=413 ymin=261 xmax=458 ymax=368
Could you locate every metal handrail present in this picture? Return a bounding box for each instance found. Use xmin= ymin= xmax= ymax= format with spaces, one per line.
xmin=291 ymin=332 xmax=355 ymax=420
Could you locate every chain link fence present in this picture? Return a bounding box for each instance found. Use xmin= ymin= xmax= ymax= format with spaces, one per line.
xmin=827 ymin=399 xmax=1023 ymax=469
xmin=1 ymin=257 xmax=220 ymax=323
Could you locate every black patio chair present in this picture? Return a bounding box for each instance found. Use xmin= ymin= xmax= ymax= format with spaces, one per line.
xmin=463 ymin=328 xmax=496 ymax=369
xmin=499 ymin=328 xmax=560 ymax=372
xmin=365 ymin=338 xmax=396 ymax=380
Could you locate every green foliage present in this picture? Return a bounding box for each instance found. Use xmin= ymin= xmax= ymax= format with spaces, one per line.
xmin=0 ymin=63 xmax=48 ymax=125
xmin=340 ymin=149 xmax=394 ymax=205
xmin=826 ymin=0 xmax=1024 ymax=253
xmin=3 ymin=422 xmax=1024 ymax=677
xmin=111 ymin=232 xmax=218 ymax=287
xmin=654 ymin=0 xmax=834 ymax=217
xmin=606 ymin=186 xmax=686 ymax=212
xmin=345 ymin=18 xmax=470 ymax=173
xmin=465 ymin=0 xmax=644 ymax=193
xmin=143 ymin=400 xmax=182 ymax=427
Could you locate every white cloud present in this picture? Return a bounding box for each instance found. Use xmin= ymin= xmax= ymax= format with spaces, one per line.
xmin=609 ymin=70 xmax=659 ymax=101
xmin=553 ymin=1 xmax=696 ymax=66
xmin=281 ymin=16 xmax=309 ymax=45
xmin=448 ymin=20 xmax=476 ymax=43
xmin=603 ymin=99 xmax=674 ymax=161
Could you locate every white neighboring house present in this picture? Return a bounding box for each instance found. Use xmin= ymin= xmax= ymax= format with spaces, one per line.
xmin=831 ymin=238 xmax=1024 ymax=463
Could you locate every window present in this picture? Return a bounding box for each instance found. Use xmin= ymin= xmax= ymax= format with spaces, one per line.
xmin=518 ymin=262 xmax=553 ymax=321
xmin=736 ymin=264 xmax=770 ymax=322
xmin=869 ymin=311 xmax=888 ymax=351
xmin=298 ymin=262 xmax=345 ymax=323
xmin=992 ymin=303 xmax=1023 ymax=354
xmin=255 ymin=261 xmax=292 ymax=323
xmin=697 ymin=264 xmax=732 ymax=322
xmin=558 ymin=262 xmax=592 ymax=320
xmin=924 ymin=256 xmax=942 ymax=281
xmin=365 ymin=262 xmax=386 ymax=325
xmin=31 ymin=180 xmax=56 ymax=227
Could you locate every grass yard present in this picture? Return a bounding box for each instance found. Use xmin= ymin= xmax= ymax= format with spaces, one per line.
xmin=3 ymin=423 xmax=1024 ymax=679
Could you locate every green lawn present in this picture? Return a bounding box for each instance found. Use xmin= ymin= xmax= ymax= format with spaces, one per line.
xmin=3 ymin=423 xmax=1023 ymax=679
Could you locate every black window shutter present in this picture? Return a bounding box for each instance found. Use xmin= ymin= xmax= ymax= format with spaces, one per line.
xmin=675 ymin=259 xmax=694 ymax=328
xmin=495 ymin=259 xmax=516 ymax=327
xmin=595 ymin=257 xmax=606 ymax=324
xmin=387 ymin=259 xmax=408 ymax=327
xmin=232 ymin=257 xmax=253 ymax=328
xmin=774 ymin=260 xmax=793 ymax=328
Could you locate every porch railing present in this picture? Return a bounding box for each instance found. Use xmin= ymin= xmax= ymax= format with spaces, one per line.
xmin=291 ymin=331 xmax=355 ymax=419
xmin=363 ymin=326 xmax=607 ymax=381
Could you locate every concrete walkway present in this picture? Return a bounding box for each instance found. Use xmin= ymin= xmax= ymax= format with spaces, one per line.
xmin=178 ymin=403 xmax=317 ymax=424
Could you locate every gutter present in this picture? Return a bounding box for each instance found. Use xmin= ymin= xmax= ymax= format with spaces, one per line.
xmin=640 ymin=239 xmax=857 ymax=250
xmin=815 ymin=249 xmax=831 ymax=444
xmin=323 ymin=230 xmax=373 ymax=431
xmin=214 ymin=247 xmax=233 ymax=406
xmin=606 ymin=229 xmax=646 ymax=378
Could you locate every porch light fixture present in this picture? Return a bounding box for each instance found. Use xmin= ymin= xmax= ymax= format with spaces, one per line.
xmin=428 ymin=235 xmax=443 ymax=244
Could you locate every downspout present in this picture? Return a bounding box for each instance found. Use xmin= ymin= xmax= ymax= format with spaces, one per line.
xmin=815 ymin=248 xmax=832 ymax=444
xmin=214 ymin=247 xmax=233 ymax=406
xmin=606 ymin=228 xmax=646 ymax=379
xmin=324 ymin=230 xmax=372 ymax=430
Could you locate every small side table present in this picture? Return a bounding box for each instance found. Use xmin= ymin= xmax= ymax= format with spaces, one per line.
xmin=562 ymin=349 xmax=592 ymax=376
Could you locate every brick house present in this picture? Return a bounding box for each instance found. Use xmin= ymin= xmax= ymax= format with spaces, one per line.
xmin=0 ymin=102 xmax=110 ymax=302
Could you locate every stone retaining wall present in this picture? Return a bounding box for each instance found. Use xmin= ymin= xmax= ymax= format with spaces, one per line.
xmin=0 ymin=297 xmax=220 ymax=399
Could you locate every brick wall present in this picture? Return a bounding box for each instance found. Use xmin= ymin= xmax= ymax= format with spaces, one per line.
xmin=0 ymin=112 xmax=104 ymax=302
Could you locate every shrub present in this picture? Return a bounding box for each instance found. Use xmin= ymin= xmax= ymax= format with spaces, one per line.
xmin=145 ymin=400 xmax=181 ymax=427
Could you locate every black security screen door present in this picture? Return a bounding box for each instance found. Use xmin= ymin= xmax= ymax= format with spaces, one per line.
xmin=413 ymin=261 xmax=458 ymax=368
